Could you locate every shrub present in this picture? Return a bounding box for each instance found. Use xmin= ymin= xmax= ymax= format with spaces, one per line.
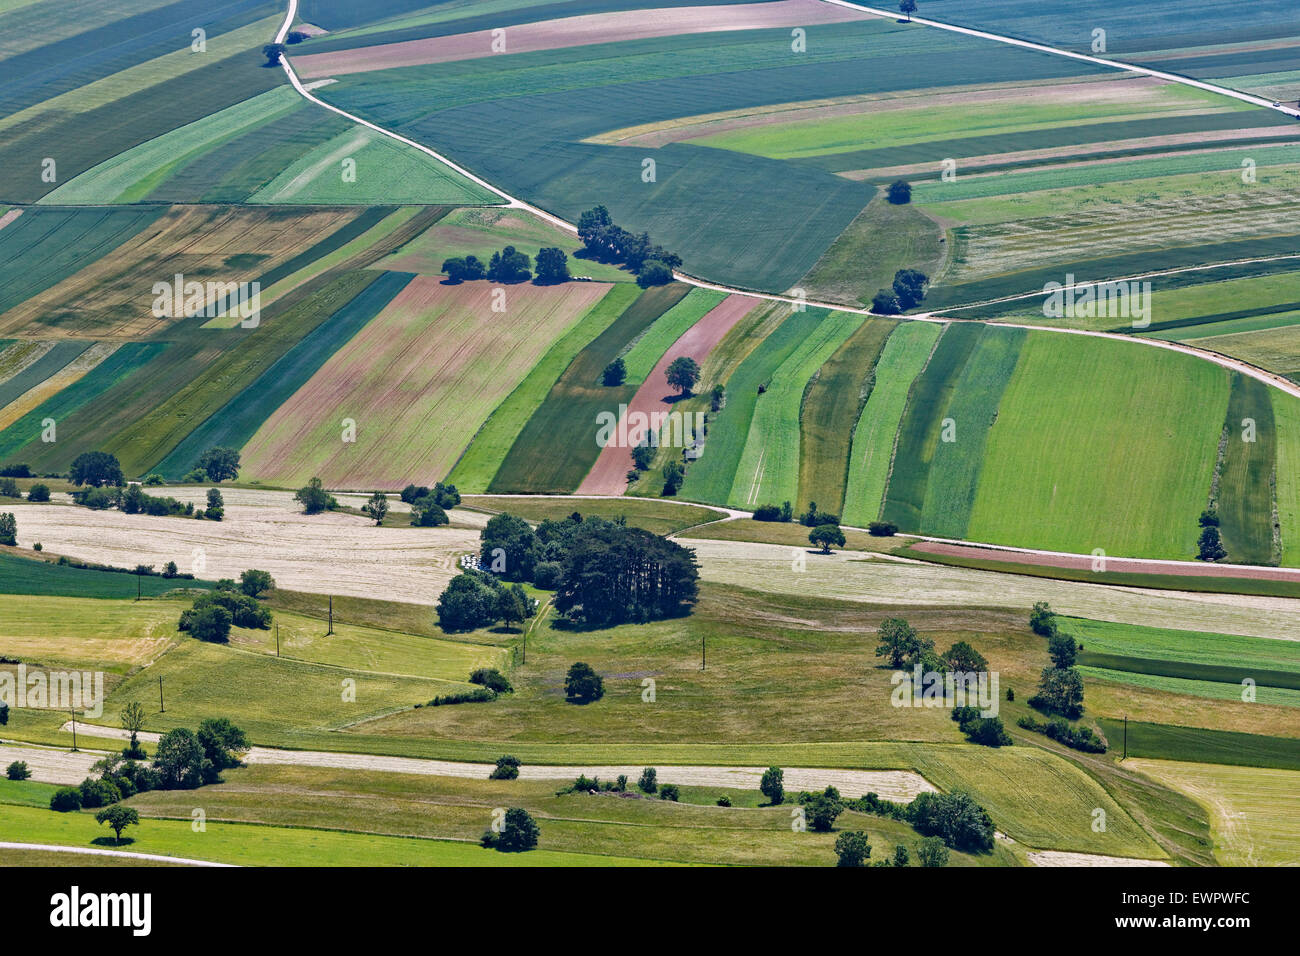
xmin=79 ymin=776 xmax=122 ymax=809
xmin=142 ymin=474 xmax=165 ymax=486
xmin=0 ymin=512 xmax=15 ymax=546
xmin=0 ymin=477 xmax=20 ymax=497
xmin=886 ymin=180 xmax=912 ymax=204
xmin=181 ymin=604 xmax=232 ymax=643
xmin=659 ymin=783 xmax=680 ymax=802
xmin=6 ymin=760 xmax=31 ymax=781
xmin=483 ymin=807 xmax=539 ymax=852
xmin=716 ymin=795 xmax=732 ymax=807
xmin=490 ymin=755 xmax=521 ymax=780
xmin=834 ymin=831 xmax=871 ymax=867
xmin=638 ymin=767 xmax=658 ymax=794
xmin=867 ymin=521 xmax=897 ymax=536
xmin=892 ymin=844 xmax=910 ymax=867
xmin=564 ymin=662 xmax=604 ymax=703
xmin=636 ymin=260 xmax=673 ymax=287
xmin=760 ymin=766 xmax=784 ymax=806
xmin=429 ymin=687 xmax=496 ymax=706
xmin=602 ymin=357 xmax=627 ymax=386
xmin=908 ymin=790 xmax=994 ymax=853
xmin=803 ymin=787 xmax=844 ymax=832
xmin=50 ymin=787 xmax=83 ymax=812
xmin=239 ymin=569 xmax=275 ymax=598
xmin=872 ymin=289 xmax=901 ymax=314
xmin=1017 ymin=714 xmax=1107 ymax=753
xmin=411 ymin=497 xmax=449 ymax=527
xmin=752 ymin=504 xmax=786 ymax=522
xmin=294 ymin=477 xmax=335 ymax=514
xmin=469 ymin=668 xmax=514 ymax=694
xmin=917 ymin=836 xmax=949 ymax=867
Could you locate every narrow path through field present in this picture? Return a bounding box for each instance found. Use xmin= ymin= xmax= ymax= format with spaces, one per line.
xmin=270 ymin=0 xmax=1300 ymax=409
xmin=45 ymin=726 xmax=934 ymax=802
xmin=0 ymin=842 xmax=235 ymax=867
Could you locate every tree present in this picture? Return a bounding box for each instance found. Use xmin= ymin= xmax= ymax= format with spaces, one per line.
xmin=872 ymin=289 xmax=901 ymax=314
xmin=887 ymin=179 xmax=912 ymax=204
xmin=69 ymin=451 xmax=123 ymax=488
xmin=95 ymin=804 xmax=140 ymax=844
xmin=637 ymin=260 xmax=673 ymax=287
xmin=490 ymin=755 xmax=521 ymax=780
xmin=480 ymin=512 xmax=540 ymax=581
xmin=262 ymin=43 xmax=286 ymax=65
xmin=875 ymin=617 xmax=933 ymax=668
xmin=484 ymin=807 xmax=539 ymax=852
xmin=437 ymin=571 xmax=504 ymax=631
xmin=1048 ymin=630 xmax=1078 ymax=668
xmin=120 ymin=702 xmax=147 ymax=759
xmin=50 ymin=787 xmax=82 ymax=812
xmin=602 ymin=357 xmax=627 ymax=386
xmin=471 ymin=668 xmax=514 ymax=694
xmin=760 ymin=766 xmax=784 ymax=805
xmin=909 ymin=789 xmax=994 ymax=852
xmin=834 ymin=831 xmax=871 ymax=866
xmin=917 ymin=836 xmax=949 ymax=867
xmin=892 ymin=844 xmax=910 ymax=867
xmin=943 ymin=641 xmax=988 ymax=673
xmin=804 ymin=787 xmax=844 ymax=831
xmin=638 ymin=767 xmax=658 ymax=793
xmin=361 ymin=491 xmax=389 ymax=525
xmin=204 ymin=487 xmax=224 ymax=521
xmin=411 ymin=497 xmax=449 ymax=527
xmin=809 ymin=523 xmax=846 ymax=553
xmin=1198 ymin=525 xmax=1227 ymax=561
xmin=662 ymin=459 xmax=684 ymax=496
xmin=892 ymin=269 xmax=929 ymax=309
xmin=441 ymin=256 xmax=486 ymax=283
xmin=295 ymin=476 xmax=333 ymax=514
xmin=535 ymin=247 xmax=570 ymax=284
xmin=26 ymin=483 xmax=50 ymax=502
xmin=197 ymin=717 xmax=249 ymax=783
xmin=6 ymin=761 xmax=30 ymax=781
xmin=1031 ymin=666 xmax=1085 ymax=719
xmin=153 ymin=728 xmax=208 ymax=790
xmin=487 ymin=246 xmax=532 ymax=283
xmin=187 ymin=604 xmax=232 ymax=643
xmin=565 ymin=662 xmax=604 ymax=703
xmin=899 ymin=0 xmax=918 ymax=22
xmin=0 ymin=512 xmax=14 ymax=546
xmin=197 ymin=447 xmax=240 ymax=483
xmin=239 ymin=569 xmax=275 ymax=598
xmin=496 ymin=584 xmax=528 ymax=630
xmin=1029 ymin=601 xmax=1055 ymax=636
xmin=665 ymin=356 xmax=701 ymax=395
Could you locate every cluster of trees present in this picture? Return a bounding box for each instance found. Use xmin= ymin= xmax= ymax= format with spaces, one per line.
xmin=1197 ymin=508 xmax=1227 ymax=561
xmin=295 ymin=477 xmax=338 ymax=514
xmin=874 ymin=617 xmax=990 ymax=674
xmin=951 ymin=705 xmax=1011 ymax=747
xmin=183 ymin=447 xmax=240 ymax=484
xmin=871 ymin=269 xmax=929 ymax=314
xmin=49 ymin=717 xmax=249 ymax=822
xmin=436 ymin=569 xmax=531 ymax=632
xmin=576 ymin=205 xmax=681 ymax=287
xmin=177 ymin=571 xmax=275 ymax=642
xmin=1027 ymin=602 xmax=1086 ymax=719
xmin=441 ymin=246 xmax=572 ymax=285
xmin=1017 ymin=714 xmax=1107 ymax=753
xmin=400 ymin=481 xmax=459 ymax=526
xmin=852 ymin=788 xmax=992 ymax=854
xmin=481 ymin=808 xmax=540 ymax=852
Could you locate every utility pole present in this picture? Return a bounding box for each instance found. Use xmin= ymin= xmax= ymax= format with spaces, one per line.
xmin=327 ymin=595 xmax=334 ymax=635
xmin=1122 ymin=714 xmax=1127 ymax=761
xmin=70 ymin=709 xmax=77 ymax=752
xmin=159 ymin=675 xmax=165 ymax=713
xmin=701 ymin=632 xmax=706 ymax=670
xmin=136 ymin=571 xmax=141 ymax=602
xmin=276 ymin=623 xmax=280 ymax=657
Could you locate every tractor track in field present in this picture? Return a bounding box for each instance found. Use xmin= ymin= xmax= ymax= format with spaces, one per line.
xmin=270 ymin=0 xmax=1300 ymax=408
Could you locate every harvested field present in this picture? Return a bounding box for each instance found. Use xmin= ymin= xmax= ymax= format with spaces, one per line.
xmin=241 ymin=277 xmax=613 ymax=489
xmin=0 ymin=495 xmax=480 ymax=606
xmin=578 ymin=294 xmax=753 ymax=495
xmin=294 ymin=0 xmax=872 ymax=77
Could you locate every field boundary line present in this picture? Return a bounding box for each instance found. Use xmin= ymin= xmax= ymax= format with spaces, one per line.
xmin=0 ymin=841 xmax=236 ymax=867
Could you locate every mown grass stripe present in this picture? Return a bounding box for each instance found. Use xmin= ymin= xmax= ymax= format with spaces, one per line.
xmin=1214 ymin=372 xmax=1277 ymax=565
xmin=152 ymin=271 xmax=415 ymax=478
xmin=0 ymin=341 xmax=91 ymax=410
xmin=881 ymin=322 xmax=983 ymax=530
xmin=1096 ymin=718 xmax=1300 ymax=771
xmin=841 ymin=321 xmax=942 ymax=527
xmin=797 ymin=317 xmax=896 ymax=516
xmin=1079 ymin=652 xmax=1300 ymax=691
xmin=919 ymin=325 xmax=1026 ymax=539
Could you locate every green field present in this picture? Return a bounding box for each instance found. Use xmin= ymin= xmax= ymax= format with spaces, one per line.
xmin=1214 ymin=373 xmax=1277 ymax=565
xmin=841 ymin=321 xmax=942 ymax=526
xmin=917 ymin=326 xmax=1026 ymax=539
xmin=1098 ymin=719 xmax=1300 ymax=771
xmin=489 ymin=284 xmax=688 ymax=493
xmin=729 ymin=310 xmax=865 ymax=509
xmin=618 ymin=288 xmax=726 ymax=385
xmin=965 ymin=333 xmax=1231 ymax=559
xmin=882 ymin=322 xmax=984 ymax=530
xmin=0 ymin=553 xmax=210 ymax=603
xmin=797 ymin=317 xmax=896 ymax=515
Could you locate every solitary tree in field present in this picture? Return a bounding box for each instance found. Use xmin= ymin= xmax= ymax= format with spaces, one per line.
xmin=239 ymin=568 xmax=275 ymax=598
xmin=875 ymin=617 xmax=932 ymax=668
xmin=95 ymin=804 xmax=140 ymax=845
xmin=121 ymin=702 xmax=147 ymax=759
xmin=887 ymin=180 xmax=912 ymax=204
xmin=760 ymin=766 xmax=784 ymax=806
xmin=197 ymin=446 xmax=240 ymax=483
xmin=665 ymin=356 xmax=700 ymax=395
xmin=899 ymin=0 xmax=918 ymax=22
xmin=262 ymin=43 xmax=286 ymax=65
xmin=361 ymin=491 xmax=389 ymax=525
xmin=0 ymin=512 xmax=15 ymax=546
xmin=809 ymin=523 xmax=846 ymax=554
xmin=295 ymin=477 xmax=334 ymax=514
xmin=564 ymin=662 xmax=604 ymax=703
xmin=69 ymin=451 xmax=123 ymax=488
xmin=534 ymin=247 xmax=570 ymax=284
xmin=602 ymin=357 xmax=627 ymax=386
